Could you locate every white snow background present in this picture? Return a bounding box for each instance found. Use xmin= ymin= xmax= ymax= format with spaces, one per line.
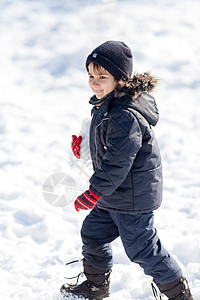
xmin=0 ymin=0 xmax=200 ymax=299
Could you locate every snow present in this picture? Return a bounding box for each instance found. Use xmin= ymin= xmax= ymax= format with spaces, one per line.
xmin=0 ymin=0 xmax=200 ymax=299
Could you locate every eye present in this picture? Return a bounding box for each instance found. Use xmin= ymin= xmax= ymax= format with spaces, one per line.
xmin=89 ymin=75 xmax=94 ymax=79
xmin=100 ymin=76 xmax=106 ymax=79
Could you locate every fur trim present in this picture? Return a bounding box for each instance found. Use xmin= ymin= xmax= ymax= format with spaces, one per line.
xmin=114 ymin=72 xmax=158 ymax=100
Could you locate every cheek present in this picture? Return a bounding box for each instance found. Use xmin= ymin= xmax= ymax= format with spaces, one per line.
xmin=109 ymin=80 xmax=117 ymax=91
xmin=88 ymin=79 xmax=92 ymax=87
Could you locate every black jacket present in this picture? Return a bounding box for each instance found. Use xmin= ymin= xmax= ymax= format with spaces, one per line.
xmin=89 ymin=74 xmax=163 ymax=214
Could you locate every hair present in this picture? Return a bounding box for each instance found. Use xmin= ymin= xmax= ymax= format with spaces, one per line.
xmin=89 ymin=62 xmax=103 ymax=73
xmin=88 ymin=62 xmax=118 ymax=79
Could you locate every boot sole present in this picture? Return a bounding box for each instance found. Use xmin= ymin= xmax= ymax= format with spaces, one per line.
xmin=61 ymin=285 xmax=109 ymax=300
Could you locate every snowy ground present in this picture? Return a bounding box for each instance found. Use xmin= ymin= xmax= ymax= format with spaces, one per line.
xmin=0 ymin=0 xmax=200 ymax=299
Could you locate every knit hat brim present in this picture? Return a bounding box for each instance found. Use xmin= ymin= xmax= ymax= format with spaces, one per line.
xmin=86 ymin=53 xmax=129 ymax=80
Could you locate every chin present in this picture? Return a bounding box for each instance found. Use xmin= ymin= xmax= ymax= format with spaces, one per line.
xmin=96 ymin=94 xmax=103 ymax=99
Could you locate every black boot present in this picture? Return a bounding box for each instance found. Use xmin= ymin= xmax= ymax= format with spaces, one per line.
xmin=154 ymin=276 xmax=195 ymax=300
xmin=60 ymin=259 xmax=111 ymax=300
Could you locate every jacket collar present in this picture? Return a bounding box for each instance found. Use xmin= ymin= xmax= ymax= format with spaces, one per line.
xmin=91 ymin=92 xmax=114 ymax=116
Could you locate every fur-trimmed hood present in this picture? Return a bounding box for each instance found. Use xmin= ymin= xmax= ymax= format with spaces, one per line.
xmin=90 ymin=72 xmax=159 ymax=126
xmin=114 ymin=72 xmax=158 ymax=100
xmin=113 ymin=72 xmax=159 ymax=126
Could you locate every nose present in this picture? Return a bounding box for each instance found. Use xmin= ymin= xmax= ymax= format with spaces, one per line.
xmin=92 ymin=78 xmax=99 ymax=86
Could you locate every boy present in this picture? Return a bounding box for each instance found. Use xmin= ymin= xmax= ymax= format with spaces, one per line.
xmin=61 ymin=41 xmax=195 ymax=300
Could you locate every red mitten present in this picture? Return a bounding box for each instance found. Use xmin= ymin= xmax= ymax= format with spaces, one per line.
xmin=74 ymin=189 xmax=101 ymax=211
xmin=71 ymin=135 xmax=82 ymax=159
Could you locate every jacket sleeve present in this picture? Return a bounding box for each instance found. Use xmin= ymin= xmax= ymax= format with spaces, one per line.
xmin=89 ymin=109 xmax=142 ymax=196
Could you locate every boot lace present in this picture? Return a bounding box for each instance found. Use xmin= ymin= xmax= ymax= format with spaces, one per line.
xmin=151 ymin=281 xmax=163 ymax=300
xmin=64 ymin=259 xmax=84 ymax=287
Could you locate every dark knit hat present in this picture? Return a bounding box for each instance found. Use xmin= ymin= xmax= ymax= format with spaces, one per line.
xmin=86 ymin=41 xmax=133 ymax=80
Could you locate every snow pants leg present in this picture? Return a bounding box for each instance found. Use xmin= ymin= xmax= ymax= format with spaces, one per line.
xmin=81 ymin=206 xmax=182 ymax=284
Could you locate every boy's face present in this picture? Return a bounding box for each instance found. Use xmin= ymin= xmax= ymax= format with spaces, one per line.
xmin=88 ymin=63 xmax=118 ymax=99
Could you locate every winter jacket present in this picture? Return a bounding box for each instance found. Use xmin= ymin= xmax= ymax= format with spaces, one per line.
xmin=89 ymin=73 xmax=163 ymax=214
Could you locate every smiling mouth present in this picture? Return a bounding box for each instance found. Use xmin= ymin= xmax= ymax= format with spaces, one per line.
xmin=94 ymin=90 xmax=103 ymax=93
